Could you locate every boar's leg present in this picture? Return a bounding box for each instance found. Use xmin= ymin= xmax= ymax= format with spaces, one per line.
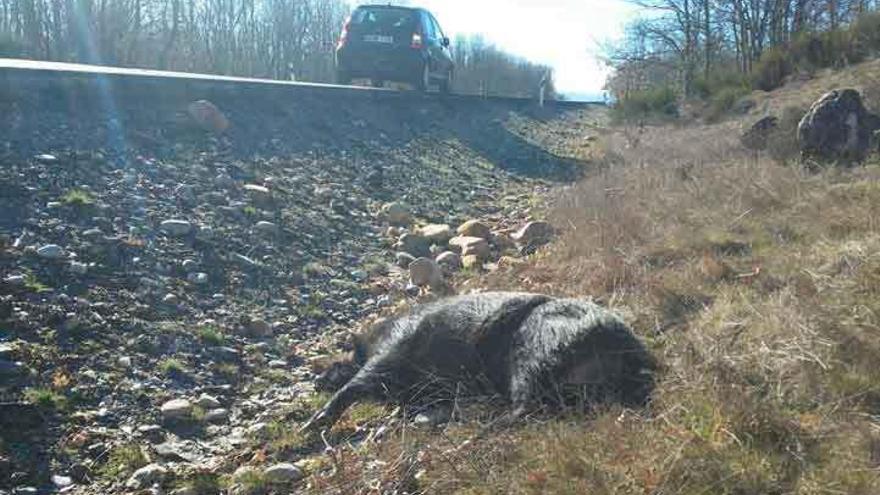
xmin=300 ymin=373 xmax=377 ymax=433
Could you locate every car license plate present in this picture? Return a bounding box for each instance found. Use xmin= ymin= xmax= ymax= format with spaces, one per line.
xmin=364 ymin=35 xmax=393 ymax=44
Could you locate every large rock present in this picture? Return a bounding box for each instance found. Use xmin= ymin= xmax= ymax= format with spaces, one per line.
xmin=449 ymin=236 xmax=490 ymax=260
xmin=187 ymin=100 xmax=230 ymax=134
xmin=456 ymin=220 xmax=492 ymax=239
xmin=409 ymin=258 xmax=443 ymax=287
xmin=798 ymin=89 xmax=880 ymax=163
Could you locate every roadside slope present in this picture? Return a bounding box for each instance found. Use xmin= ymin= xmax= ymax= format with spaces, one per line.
xmin=0 ymin=67 xmax=602 ymax=493
xmin=290 ymin=60 xmax=880 ymax=494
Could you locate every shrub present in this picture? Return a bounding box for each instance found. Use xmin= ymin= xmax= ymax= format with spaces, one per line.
xmin=197 ymin=326 xmax=225 ymax=346
xmin=767 ymin=105 xmax=808 ymax=164
xmin=24 ymin=388 xmax=68 ymax=411
xmin=97 ymin=444 xmax=148 ymax=479
xmin=851 ymin=11 xmax=880 ymax=56
xmin=707 ymin=85 xmax=751 ymax=121
xmin=752 ymin=47 xmax=792 ymax=91
xmin=61 ymin=189 xmax=95 ymax=207
xmin=611 ymin=86 xmax=679 ymax=122
xmin=158 ymin=357 xmax=189 ymax=378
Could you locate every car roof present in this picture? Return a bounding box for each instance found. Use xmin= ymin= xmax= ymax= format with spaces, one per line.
xmin=356 ymin=4 xmax=425 ymax=14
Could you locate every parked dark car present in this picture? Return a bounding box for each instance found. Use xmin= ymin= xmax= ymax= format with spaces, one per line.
xmin=335 ymin=5 xmax=454 ymax=92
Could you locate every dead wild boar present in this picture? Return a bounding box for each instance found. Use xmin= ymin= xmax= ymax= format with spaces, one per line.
xmin=302 ymin=291 xmax=655 ymax=431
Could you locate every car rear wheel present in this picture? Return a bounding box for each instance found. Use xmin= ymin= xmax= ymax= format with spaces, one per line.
xmin=439 ymin=71 xmax=452 ymax=94
xmin=415 ymin=63 xmax=430 ymax=92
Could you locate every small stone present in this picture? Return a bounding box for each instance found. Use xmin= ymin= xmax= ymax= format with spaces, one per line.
xmin=118 ymin=356 xmax=132 ymax=368
xmin=35 ymin=153 xmax=58 ymax=163
xmin=160 ymin=399 xmax=193 ymax=420
xmin=512 ymin=221 xmax=555 ymax=250
xmin=233 ymin=253 xmax=259 ymax=268
xmin=126 ymin=463 xmax=168 ymax=489
xmin=204 ymin=408 xmax=229 ymax=423
xmin=418 ymin=224 xmax=453 ymax=243
xmin=491 ymin=232 xmax=516 ymax=250
xmin=182 ymin=260 xmax=198 ymax=272
xmin=435 ymin=251 xmax=462 ymax=271
xmin=51 ymin=475 xmax=73 ymax=488
xmin=215 ymin=173 xmax=235 ymax=188
xmin=37 ymin=244 xmax=65 ymax=260
xmin=244 ymin=184 xmax=271 ymax=204
xmin=449 ymin=236 xmax=490 ymax=260
xmin=382 ymin=202 xmax=411 ymax=226
xmin=196 ymin=394 xmax=222 ymax=410
xmin=409 ymin=258 xmax=443 ymax=287
xmin=246 ymin=318 xmax=273 ymax=338
xmin=187 ymin=272 xmax=209 ymax=285
xmin=3 ymin=275 xmax=25 ymax=286
xmin=254 ymin=221 xmax=277 ymax=235
xmin=395 ymin=233 xmax=430 ymax=257
xmin=211 ymin=346 xmax=240 ymax=362
xmin=160 ymin=219 xmax=193 ymax=237
xmin=162 ymin=293 xmax=179 ymax=305
xmin=457 ymin=220 xmax=492 ymax=239
xmin=263 ymin=463 xmax=304 ymax=484
xmin=69 ymin=261 xmax=88 ymax=275
xmin=246 ymin=422 xmax=270 ymax=439
xmin=138 ymin=424 xmax=166 ymax=443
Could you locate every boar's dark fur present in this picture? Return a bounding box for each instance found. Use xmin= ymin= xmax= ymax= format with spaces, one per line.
xmin=302 ymin=291 xmax=655 ymax=431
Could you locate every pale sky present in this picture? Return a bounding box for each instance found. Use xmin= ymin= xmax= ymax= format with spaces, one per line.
xmin=365 ymin=1 xmax=639 ymax=99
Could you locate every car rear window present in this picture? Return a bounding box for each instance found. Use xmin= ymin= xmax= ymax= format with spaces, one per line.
xmin=351 ymin=7 xmax=417 ymax=30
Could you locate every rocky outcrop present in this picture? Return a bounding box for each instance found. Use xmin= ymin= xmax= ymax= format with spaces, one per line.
xmin=798 ymin=89 xmax=880 ymax=163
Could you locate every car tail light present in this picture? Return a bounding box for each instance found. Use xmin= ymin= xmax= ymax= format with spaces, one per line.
xmin=411 ymin=33 xmax=423 ymax=49
xmin=337 ymin=17 xmax=351 ymax=49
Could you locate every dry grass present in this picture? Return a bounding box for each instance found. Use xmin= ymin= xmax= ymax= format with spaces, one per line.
xmin=284 ymin=64 xmax=880 ymax=494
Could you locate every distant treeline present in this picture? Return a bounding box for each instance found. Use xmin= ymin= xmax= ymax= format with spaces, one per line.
xmin=605 ymin=0 xmax=880 ymax=120
xmin=0 ymin=0 xmax=554 ymax=98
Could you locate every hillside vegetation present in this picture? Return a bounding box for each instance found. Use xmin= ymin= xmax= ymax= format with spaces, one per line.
xmin=608 ymin=1 xmax=880 ymax=123
xmin=283 ymin=60 xmax=880 ymax=494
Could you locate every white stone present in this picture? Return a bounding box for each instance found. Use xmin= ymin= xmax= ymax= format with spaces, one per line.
xmin=126 ymin=463 xmax=168 ymax=489
xmin=160 ymin=219 xmax=193 ymax=237
xmin=37 ymin=244 xmax=65 ymax=260
xmin=160 ymin=399 xmax=193 ymax=420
